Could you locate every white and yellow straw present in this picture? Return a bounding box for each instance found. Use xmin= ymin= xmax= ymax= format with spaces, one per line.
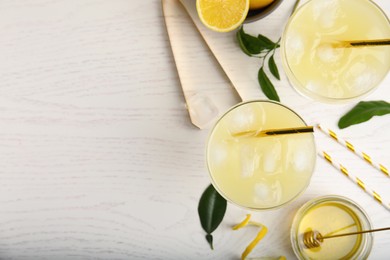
xmin=318 ymin=150 xmax=390 ymax=211
xmin=317 ymin=124 xmax=389 ymax=177
xmin=317 ymin=125 xmax=390 ymax=211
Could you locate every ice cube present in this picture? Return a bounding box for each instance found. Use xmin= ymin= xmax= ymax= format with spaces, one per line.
xmin=312 ymin=0 xmax=340 ymax=29
xmin=210 ymin=141 xmax=229 ymax=166
xmin=254 ymin=182 xmax=270 ymax=201
xmin=306 ymin=81 xmax=322 ymax=93
xmin=354 ymin=71 xmax=379 ymax=92
xmin=261 ymin=139 xmax=282 ymax=175
xmin=306 ymin=80 xmax=343 ymax=98
xmin=292 ymin=148 xmax=310 ymax=173
xmin=240 ymin=143 xmax=260 ymax=178
xmin=285 ymin=137 xmax=315 ymax=173
xmin=271 ymin=181 xmax=282 ymax=203
xmin=263 ymin=153 xmax=277 ymax=174
xmin=286 ymin=31 xmax=305 ymax=65
xmin=316 ymin=43 xmax=344 ymax=63
xmin=318 ymin=10 xmax=338 ymax=29
xmin=187 ymin=94 xmax=218 ymax=128
xmin=254 ymin=180 xmax=282 ymax=205
xmin=226 ymin=104 xmax=264 ymax=135
xmin=343 ymin=60 xmax=380 ymax=94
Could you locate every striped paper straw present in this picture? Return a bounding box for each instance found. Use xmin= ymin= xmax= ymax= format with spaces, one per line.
xmin=317 ymin=124 xmax=389 ymax=177
xmin=319 ymin=151 xmax=390 ymax=211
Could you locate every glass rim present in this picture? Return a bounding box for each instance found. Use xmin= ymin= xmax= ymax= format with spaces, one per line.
xmin=205 ymin=99 xmax=317 ymax=211
xmin=280 ymin=0 xmax=390 ymax=104
xmin=290 ymin=195 xmax=373 ymax=259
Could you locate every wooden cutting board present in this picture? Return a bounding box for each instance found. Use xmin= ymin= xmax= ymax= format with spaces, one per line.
xmin=162 ymin=0 xmax=241 ymax=129
xmin=178 ymin=0 xmax=299 ymax=101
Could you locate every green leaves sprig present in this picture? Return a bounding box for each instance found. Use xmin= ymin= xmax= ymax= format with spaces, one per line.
xmin=236 ymin=0 xmax=301 ymax=101
xmin=237 ymin=27 xmax=281 ymax=101
xmin=338 ymin=100 xmax=390 ymax=129
xmin=198 ymin=184 xmax=227 ymax=250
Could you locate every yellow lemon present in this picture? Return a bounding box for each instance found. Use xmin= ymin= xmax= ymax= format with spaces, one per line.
xmin=196 ymin=0 xmax=249 ymax=32
xmin=250 ymin=0 xmax=274 ymax=10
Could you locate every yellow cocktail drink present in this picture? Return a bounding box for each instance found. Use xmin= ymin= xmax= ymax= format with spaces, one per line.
xmin=281 ymin=0 xmax=390 ymax=102
xmin=206 ymin=101 xmax=316 ymax=210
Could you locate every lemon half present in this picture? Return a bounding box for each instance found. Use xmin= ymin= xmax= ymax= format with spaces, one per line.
xmin=196 ymin=0 xmax=250 ymax=32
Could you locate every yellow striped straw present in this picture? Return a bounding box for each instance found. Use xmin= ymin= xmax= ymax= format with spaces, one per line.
xmin=319 ymin=151 xmax=390 ymax=211
xmin=317 ymin=124 xmax=389 ymax=177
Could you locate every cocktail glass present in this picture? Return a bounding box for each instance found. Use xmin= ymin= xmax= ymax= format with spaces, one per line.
xmin=281 ymin=0 xmax=390 ymax=103
xmin=206 ymin=100 xmax=316 ymax=210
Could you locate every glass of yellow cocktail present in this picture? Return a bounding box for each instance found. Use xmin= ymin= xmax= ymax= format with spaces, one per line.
xmin=281 ymin=0 xmax=390 ymax=103
xmin=206 ymin=100 xmax=316 ymax=210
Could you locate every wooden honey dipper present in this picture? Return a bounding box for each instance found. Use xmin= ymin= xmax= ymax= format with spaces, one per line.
xmin=303 ymin=227 xmax=390 ymax=249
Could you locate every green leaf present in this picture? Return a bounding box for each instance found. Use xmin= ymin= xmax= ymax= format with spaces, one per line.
xmin=258 ymin=67 xmax=280 ymax=102
xmin=237 ymin=27 xmax=263 ymax=56
xmin=198 ymin=184 xmax=227 ymax=250
xmin=268 ymin=55 xmax=280 ymax=80
xmin=338 ymin=101 xmax=390 ymax=129
xmin=257 ymin=34 xmax=277 ymax=49
xmin=206 ymin=234 xmax=213 ymax=250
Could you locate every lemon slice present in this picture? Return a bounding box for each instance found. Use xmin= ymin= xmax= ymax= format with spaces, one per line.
xmin=196 ymin=0 xmax=250 ymax=32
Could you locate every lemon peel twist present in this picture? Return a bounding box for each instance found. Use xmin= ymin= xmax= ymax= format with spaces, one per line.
xmin=233 ymin=214 xmax=268 ymax=260
xmin=233 ymin=214 xmax=252 ymax=230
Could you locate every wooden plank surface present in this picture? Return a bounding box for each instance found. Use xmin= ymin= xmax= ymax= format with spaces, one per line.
xmin=0 ymin=0 xmax=388 ymax=259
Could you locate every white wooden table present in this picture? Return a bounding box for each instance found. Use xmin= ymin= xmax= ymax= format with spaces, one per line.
xmin=0 ymin=0 xmax=388 ymax=259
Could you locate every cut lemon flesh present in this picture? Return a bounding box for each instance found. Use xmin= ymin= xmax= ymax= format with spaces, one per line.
xmin=196 ymin=0 xmax=249 ymax=32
